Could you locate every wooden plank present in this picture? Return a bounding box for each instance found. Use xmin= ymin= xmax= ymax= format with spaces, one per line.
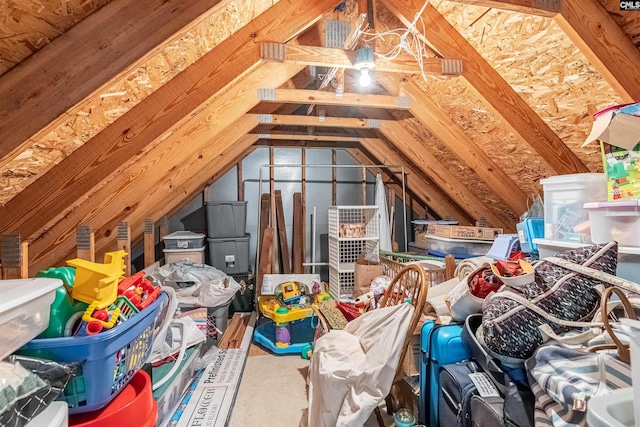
xmin=256 ymin=133 xmax=361 ymax=142
xmin=381 ymin=0 xmax=588 ymax=175
xmin=159 ymin=217 xmax=169 ymax=241
xmin=117 ymin=222 xmax=131 ymax=276
xmin=1 ymin=234 xmax=21 ymax=280
xmin=258 ymin=193 xmax=271 ymax=267
xmin=257 ymin=227 xmax=274 ymax=297
xmin=259 ymin=89 xmax=411 ymax=110
xmin=301 ymin=148 xmax=306 ymax=275
xmin=270 ymin=147 xmax=277 ymax=272
xmin=219 ymin=313 xmax=251 ymax=349
xmin=237 ymin=161 xmax=244 ymax=201
xmin=144 ymin=219 xmax=155 ymax=268
xmin=274 ymin=190 xmax=291 ymax=274
xmin=361 ymin=167 xmax=367 ymax=205
xmin=254 ymin=140 xmax=360 ymax=148
xmin=261 ymin=43 xmax=463 ymax=75
xmin=332 ymin=149 xmax=337 ymax=206
xmin=20 ymin=241 xmax=29 ymax=279
xmin=554 ymin=0 xmax=640 ymax=103
xmin=446 ymin=0 xmax=560 ymax=16
xmin=254 ymin=114 xmax=378 ymax=129
xmin=379 ymin=73 xmax=528 ymax=215
xmin=292 ymin=192 xmax=304 ymax=274
xmin=76 ymin=224 xmax=95 ymax=262
xmin=0 ymin=0 xmax=232 ymax=168
xmin=0 ymin=0 xmax=336 ymax=239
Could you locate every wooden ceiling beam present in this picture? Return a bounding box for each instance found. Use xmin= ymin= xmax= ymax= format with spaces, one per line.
xmin=23 ymin=61 xmax=304 ymax=270
xmin=0 ymin=0 xmax=336 ymax=239
xmin=0 ymin=0 xmax=229 ymax=168
xmin=253 ymin=133 xmax=361 ymax=143
xmin=260 ymin=43 xmax=463 ymax=75
xmin=381 ymin=0 xmax=588 ymax=175
xmin=254 ymin=140 xmax=361 ymax=148
xmin=446 ymin=0 xmax=560 ymax=17
xmin=251 ymin=113 xmax=379 ymax=129
xmin=379 ymin=73 xmax=529 ymax=214
xmin=257 ymin=88 xmax=411 ymax=110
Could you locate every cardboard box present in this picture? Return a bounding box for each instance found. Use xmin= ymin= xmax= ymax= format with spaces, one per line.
xmin=423 ymin=225 xmax=502 ymax=240
xmin=353 ymin=254 xmax=384 ymax=297
xmin=584 ymin=103 xmax=640 ymax=201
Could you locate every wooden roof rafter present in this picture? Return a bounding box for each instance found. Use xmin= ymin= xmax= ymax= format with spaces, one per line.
xmin=380 ymin=0 xmax=589 ymax=175
xmin=0 ymin=0 xmax=255 ymax=169
xmin=378 ymin=72 xmax=529 ymax=214
xmin=0 ymin=0 xmax=338 ymax=240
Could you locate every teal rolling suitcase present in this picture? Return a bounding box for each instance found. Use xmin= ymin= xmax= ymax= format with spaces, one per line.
xmin=419 ymin=320 xmax=471 ymax=426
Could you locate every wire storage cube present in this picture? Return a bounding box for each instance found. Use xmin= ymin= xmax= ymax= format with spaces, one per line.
xmin=328 ymin=206 xmax=380 ymax=300
xmin=19 ymin=292 xmax=167 ymax=414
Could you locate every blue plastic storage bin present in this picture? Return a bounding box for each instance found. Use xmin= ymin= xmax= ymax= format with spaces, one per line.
xmin=19 ymin=291 xmax=167 ymax=414
xmin=516 ymin=218 xmax=544 ymax=254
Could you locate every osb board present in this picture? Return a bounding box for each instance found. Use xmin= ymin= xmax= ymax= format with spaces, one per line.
xmin=430 ymin=0 xmax=622 ymax=174
xmin=0 ymin=0 xmax=111 ymax=77
xmin=0 ymin=0 xmax=278 ymax=205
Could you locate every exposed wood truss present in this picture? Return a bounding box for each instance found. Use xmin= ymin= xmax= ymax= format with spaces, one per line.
xmin=260 ymin=43 xmax=464 ymax=75
xmin=381 ymin=0 xmax=589 ymax=175
xmin=0 ymin=0 xmax=337 ymax=239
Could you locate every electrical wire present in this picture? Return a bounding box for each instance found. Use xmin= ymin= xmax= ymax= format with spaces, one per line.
xmin=358 ymin=0 xmax=435 ymax=82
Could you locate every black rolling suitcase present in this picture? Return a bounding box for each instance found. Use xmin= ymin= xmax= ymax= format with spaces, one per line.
xmin=461 ymin=314 xmax=534 ymax=427
xmin=438 ymin=361 xmax=480 ymax=427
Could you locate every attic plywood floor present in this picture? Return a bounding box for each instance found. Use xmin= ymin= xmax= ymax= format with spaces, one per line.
xmin=228 ymin=345 xmax=392 ymax=427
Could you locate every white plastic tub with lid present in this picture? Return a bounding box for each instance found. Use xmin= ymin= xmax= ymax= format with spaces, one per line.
xmin=584 ymin=200 xmax=640 ymax=247
xmin=0 ymin=278 xmax=61 ymax=360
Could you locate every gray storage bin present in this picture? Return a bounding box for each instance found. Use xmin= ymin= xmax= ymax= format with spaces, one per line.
xmin=163 ymin=231 xmax=206 ymax=249
xmin=207 ymin=234 xmax=250 ymax=275
xmin=205 ymin=201 xmax=247 ymax=238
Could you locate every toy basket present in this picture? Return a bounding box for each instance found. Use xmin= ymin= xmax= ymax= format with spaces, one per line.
xmin=19 ymin=291 xmax=167 ymax=414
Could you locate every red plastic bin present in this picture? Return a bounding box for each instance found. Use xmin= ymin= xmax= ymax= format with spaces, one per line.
xmin=69 ymin=370 xmax=157 ymax=427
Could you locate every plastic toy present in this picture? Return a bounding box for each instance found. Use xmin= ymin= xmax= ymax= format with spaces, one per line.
xmin=254 ymin=281 xmax=331 ymax=355
xmin=111 ymin=296 xmax=139 ymax=321
xmin=82 ymin=301 xmax=120 ymax=329
xmin=68 ymin=250 xmax=127 ymax=309
xmin=117 ymin=271 xmax=160 ymax=310
xmin=36 ymin=267 xmax=88 ymax=338
xmin=75 ymin=320 xmax=104 ymax=336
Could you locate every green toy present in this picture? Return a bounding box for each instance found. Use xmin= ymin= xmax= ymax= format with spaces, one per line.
xmin=36 ymin=267 xmax=88 ymax=338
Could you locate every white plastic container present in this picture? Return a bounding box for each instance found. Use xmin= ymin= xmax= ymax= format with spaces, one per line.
xmin=584 ymin=200 xmax=640 ymax=247
xmin=162 ymin=231 xmax=206 ymax=249
xmin=533 ymin=238 xmax=640 ymax=284
xmin=540 ymin=173 xmax=606 ymax=243
xmin=423 ymin=235 xmax=493 ymax=258
xmin=26 ymin=402 xmax=69 ymax=427
xmin=0 ymin=278 xmax=61 ymax=360
xmin=163 ymin=246 xmax=205 ymax=264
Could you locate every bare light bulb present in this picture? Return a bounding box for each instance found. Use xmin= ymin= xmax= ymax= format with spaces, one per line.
xmin=359 ymin=68 xmax=371 ymax=87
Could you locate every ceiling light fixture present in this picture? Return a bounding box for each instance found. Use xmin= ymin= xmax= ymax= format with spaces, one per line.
xmin=354 ymin=47 xmax=375 ymax=88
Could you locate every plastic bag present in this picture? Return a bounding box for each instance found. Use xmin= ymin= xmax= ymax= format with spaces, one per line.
xmin=147 ymin=262 xmax=240 ymax=307
xmin=0 ymin=356 xmax=75 ymax=427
